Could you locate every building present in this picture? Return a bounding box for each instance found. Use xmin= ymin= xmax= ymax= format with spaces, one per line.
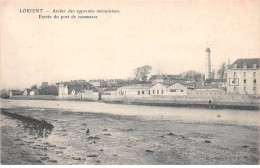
xmin=117 ymin=84 xmax=152 ymax=97
xmin=9 ymin=90 xmax=22 ymax=97
xmin=227 ymin=58 xmax=260 ymax=95
xmin=58 ymin=84 xmax=69 ymax=98
xmin=150 ymin=83 xmax=168 ymax=95
xmin=149 ymin=75 xmax=187 ymax=85
xmin=117 ymin=82 xmax=196 ymax=97
xmin=57 ymin=80 xmax=98 ymax=100
xmin=166 ymin=83 xmax=194 ymax=96
xmin=211 ymin=79 xmax=227 ymax=91
xmin=29 ymin=89 xmax=39 ymax=96
xmin=88 ymin=79 xmax=108 ymax=88
xmin=23 ymin=89 xmax=32 ymax=96
xmin=76 ymin=90 xmax=99 ymax=100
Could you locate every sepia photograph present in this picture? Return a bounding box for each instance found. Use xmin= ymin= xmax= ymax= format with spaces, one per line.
xmin=0 ymin=0 xmax=260 ymax=165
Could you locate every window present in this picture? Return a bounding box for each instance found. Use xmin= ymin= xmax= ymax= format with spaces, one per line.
xmin=153 ymin=90 xmax=155 ymax=94
xmin=161 ymin=90 xmax=163 ymax=94
xmin=234 ymin=72 xmax=237 ymax=78
xmin=254 ymin=79 xmax=256 ymax=84
xmin=138 ymin=91 xmax=140 ymax=95
xmin=170 ymin=89 xmax=176 ymax=92
xmin=148 ymin=91 xmax=150 ymax=95
xmin=244 ymin=79 xmax=246 ymax=84
xmin=157 ymin=90 xmax=159 ymax=94
xmin=234 ymin=87 xmax=237 ymax=92
xmin=243 ymin=72 xmax=246 ymax=77
xmin=233 ymin=64 xmax=237 ymax=69
xmin=253 ymin=64 xmax=257 ymax=69
xmin=142 ymin=91 xmax=144 ymax=94
xmin=253 ymin=87 xmax=256 ymax=92
xmin=253 ymin=72 xmax=256 ymax=78
xmin=243 ymin=63 xmax=247 ymax=69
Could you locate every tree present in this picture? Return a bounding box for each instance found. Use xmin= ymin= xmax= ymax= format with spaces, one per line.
xmin=179 ymin=70 xmax=204 ymax=81
xmin=134 ymin=65 xmax=152 ymax=82
xmin=217 ymin=62 xmax=226 ymax=79
xmin=31 ymin=85 xmax=38 ymax=89
xmin=211 ymin=69 xmax=215 ymax=80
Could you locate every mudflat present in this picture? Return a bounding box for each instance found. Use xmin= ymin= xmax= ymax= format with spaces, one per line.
xmin=1 ymin=106 xmax=259 ymax=165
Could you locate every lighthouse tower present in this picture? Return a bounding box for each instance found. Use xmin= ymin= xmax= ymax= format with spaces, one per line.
xmin=205 ymin=47 xmax=211 ymax=81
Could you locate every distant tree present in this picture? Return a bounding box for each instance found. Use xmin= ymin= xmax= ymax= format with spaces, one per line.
xmin=179 ymin=70 xmax=204 ymax=81
xmin=31 ymin=85 xmax=38 ymax=89
xmin=211 ymin=69 xmax=215 ymax=80
xmin=134 ymin=65 xmax=152 ymax=82
xmin=217 ymin=62 xmax=226 ymax=79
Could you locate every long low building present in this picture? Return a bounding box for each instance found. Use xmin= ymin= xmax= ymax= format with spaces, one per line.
xmin=105 ymin=81 xmax=254 ymax=100
xmin=117 ymin=82 xmax=198 ymax=97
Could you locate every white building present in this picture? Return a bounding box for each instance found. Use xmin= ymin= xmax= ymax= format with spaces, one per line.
xmin=117 ymin=84 xmax=152 ymax=97
xmin=211 ymin=79 xmax=227 ymax=91
xmin=117 ymin=82 xmax=193 ymax=97
xmin=150 ymin=83 xmax=168 ymax=95
xmin=227 ymin=58 xmax=260 ymax=95
xmin=166 ymin=83 xmax=190 ymax=96
xmin=58 ymin=84 xmax=69 ymax=98
xmin=23 ymin=89 xmax=31 ymax=96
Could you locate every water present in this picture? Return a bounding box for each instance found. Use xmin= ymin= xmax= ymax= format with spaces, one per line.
xmin=1 ymin=99 xmax=259 ymax=126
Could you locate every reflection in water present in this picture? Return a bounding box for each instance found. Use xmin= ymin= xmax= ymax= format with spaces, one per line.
xmin=1 ymin=108 xmax=54 ymax=138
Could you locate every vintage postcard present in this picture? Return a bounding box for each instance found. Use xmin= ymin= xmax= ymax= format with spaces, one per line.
xmin=0 ymin=0 xmax=260 ymax=165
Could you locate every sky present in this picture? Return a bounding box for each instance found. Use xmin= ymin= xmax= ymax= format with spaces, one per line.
xmin=1 ymin=0 xmax=260 ymax=90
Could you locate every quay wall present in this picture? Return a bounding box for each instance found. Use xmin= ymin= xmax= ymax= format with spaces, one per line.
xmin=9 ymin=95 xmax=98 ymax=101
xmin=8 ymin=94 xmax=260 ymax=110
xmin=101 ymin=95 xmax=260 ymax=110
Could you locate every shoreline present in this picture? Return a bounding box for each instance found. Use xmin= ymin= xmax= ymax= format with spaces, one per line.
xmin=7 ymin=96 xmax=260 ymax=111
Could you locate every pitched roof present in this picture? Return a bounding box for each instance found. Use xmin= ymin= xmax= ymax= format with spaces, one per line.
xmin=151 ymin=82 xmax=169 ymax=88
xmin=231 ymin=58 xmax=260 ymax=69
xmin=118 ymin=84 xmax=153 ymax=90
xmin=168 ymin=82 xmax=195 ymax=89
xmin=212 ymin=79 xmax=227 ymax=83
xmin=149 ymin=75 xmax=183 ymax=81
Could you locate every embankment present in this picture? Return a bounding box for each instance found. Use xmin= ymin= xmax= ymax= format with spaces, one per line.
xmin=101 ymin=96 xmax=260 ymax=110
xmin=1 ymin=108 xmax=54 ymax=138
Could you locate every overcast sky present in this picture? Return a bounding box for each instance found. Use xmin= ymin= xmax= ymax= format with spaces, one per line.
xmin=1 ymin=0 xmax=260 ymax=89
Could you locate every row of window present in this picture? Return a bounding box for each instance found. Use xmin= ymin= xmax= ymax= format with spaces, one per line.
xmin=233 ymin=72 xmax=257 ymax=78
xmin=243 ymin=79 xmax=257 ymax=84
xmin=233 ymin=87 xmax=257 ymax=92
xmin=119 ymin=89 xmax=186 ymax=95
xmin=151 ymin=90 xmax=164 ymax=94
xmin=137 ymin=90 xmax=165 ymax=95
xmin=233 ymin=64 xmax=257 ymax=69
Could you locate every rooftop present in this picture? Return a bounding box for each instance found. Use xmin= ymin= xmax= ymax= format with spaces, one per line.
xmin=231 ymin=58 xmax=260 ymax=69
xmin=212 ymin=79 xmax=227 ymax=83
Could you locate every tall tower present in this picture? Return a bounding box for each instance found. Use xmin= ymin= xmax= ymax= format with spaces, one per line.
xmin=205 ymin=47 xmax=211 ymax=81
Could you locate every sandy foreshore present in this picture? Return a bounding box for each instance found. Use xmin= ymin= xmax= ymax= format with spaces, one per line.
xmin=1 ymin=106 xmax=259 ymax=165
